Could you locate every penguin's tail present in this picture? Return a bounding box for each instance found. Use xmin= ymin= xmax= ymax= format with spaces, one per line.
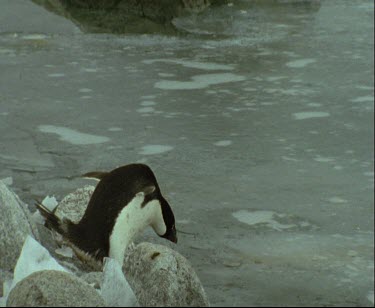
xmin=35 ymin=201 xmax=68 ymax=236
xmin=82 ymin=171 xmax=108 ymax=181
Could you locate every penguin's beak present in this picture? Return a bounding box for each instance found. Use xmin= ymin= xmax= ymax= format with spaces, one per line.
xmin=168 ymin=232 xmax=178 ymax=244
xmin=165 ymin=227 xmax=177 ymax=244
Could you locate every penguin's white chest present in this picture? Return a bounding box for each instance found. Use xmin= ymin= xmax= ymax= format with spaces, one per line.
xmin=109 ymin=194 xmax=166 ymax=266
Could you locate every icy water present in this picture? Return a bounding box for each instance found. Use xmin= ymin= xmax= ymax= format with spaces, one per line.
xmin=0 ymin=0 xmax=374 ymax=306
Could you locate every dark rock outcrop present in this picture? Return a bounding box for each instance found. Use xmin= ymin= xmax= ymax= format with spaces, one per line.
xmin=32 ymin=0 xmax=214 ymax=34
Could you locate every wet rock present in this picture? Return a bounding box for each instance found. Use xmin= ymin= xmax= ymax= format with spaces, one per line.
xmin=0 ymin=181 xmax=39 ymax=271
xmin=123 ymin=242 xmax=210 ymax=307
xmin=6 ymin=270 xmax=105 ymax=307
xmin=32 ymin=0 xmax=212 ymax=34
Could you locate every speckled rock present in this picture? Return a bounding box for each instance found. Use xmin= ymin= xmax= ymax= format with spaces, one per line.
xmin=55 ymin=185 xmax=95 ymax=223
xmin=123 ymin=242 xmax=210 ymax=307
xmin=32 ymin=0 xmax=212 ymax=34
xmin=6 ymin=270 xmax=105 ymax=307
xmin=0 ymin=181 xmax=39 ymax=271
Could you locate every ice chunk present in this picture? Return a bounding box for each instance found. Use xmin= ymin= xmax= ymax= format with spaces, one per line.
xmin=0 ymin=177 xmax=13 ymax=186
xmin=55 ymin=246 xmax=74 ymax=258
xmin=0 ymin=236 xmax=68 ymax=305
xmin=12 ymin=236 xmax=68 ymax=289
xmin=42 ymin=195 xmax=58 ymax=212
xmin=100 ymin=258 xmax=139 ymax=307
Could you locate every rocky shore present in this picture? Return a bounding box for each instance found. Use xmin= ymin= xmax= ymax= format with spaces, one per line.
xmin=0 ymin=180 xmax=209 ymax=307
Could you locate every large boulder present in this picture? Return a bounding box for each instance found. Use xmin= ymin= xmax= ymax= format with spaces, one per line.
xmin=55 ymin=185 xmax=95 ymax=223
xmin=123 ymin=242 xmax=209 ymax=307
xmin=0 ymin=181 xmax=39 ymax=271
xmin=6 ymin=270 xmax=105 ymax=307
xmin=31 ymin=0 xmax=213 ymax=34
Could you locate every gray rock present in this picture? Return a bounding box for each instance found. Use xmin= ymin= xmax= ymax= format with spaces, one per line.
xmin=7 ymin=270 xmax=105 ymax=307
xmin=0 ymin=181 xmax=39 ymax=271
xmin=123 ymin=242 xmax=210 ymax=307
xmin=32 ymin=0 xmax=212 ymax=34
xmin=80 ymin=271 xmax=103 ymax=290
xmin=55 ymin=185 xmax=95 ymax=223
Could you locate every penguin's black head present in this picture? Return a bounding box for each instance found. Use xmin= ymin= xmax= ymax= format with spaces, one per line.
xmin=159 ymin=197 xmax=177 ymax=244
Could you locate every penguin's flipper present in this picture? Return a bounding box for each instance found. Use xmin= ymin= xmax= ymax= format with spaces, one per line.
xmin=35 ymin=200 xmax=67 ymax=236
xmin=82 ymin=171 xmax=109 ymax=181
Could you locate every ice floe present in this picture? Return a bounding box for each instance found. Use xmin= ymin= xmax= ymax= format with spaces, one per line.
xmin=213 ymin=140 xmax=232 ymax=147
xmin=292 ymin=112 xmax=330 ymax=120
xmin=286 ymin=58 xmax=316 ymax=68
xmin=100 ymin=258 xmax=139 ymax=307
xmin=232 ymin=210 xmax=302 ymax=231
xmin=139 ymin=145 xmax=174 ymax=155
xmin=154 ymin=73 xmax=246 ymax=90
xmin=38 ymin=125 xmax=110 ymax=145
xmin=143 ymin=59 xmax=234 ymax=71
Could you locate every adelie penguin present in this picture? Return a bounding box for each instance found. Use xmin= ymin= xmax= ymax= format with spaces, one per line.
xmin=36 ymin=163 xmax=177 ymax=267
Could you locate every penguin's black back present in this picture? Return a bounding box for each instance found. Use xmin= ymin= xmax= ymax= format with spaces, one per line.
xmin=67 ymin=164 xmax=160 ymax=260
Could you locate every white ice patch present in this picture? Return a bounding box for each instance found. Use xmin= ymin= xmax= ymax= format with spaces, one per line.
xmin=100 ymin=258 xmax=139 ymax=307
xmin=108 ymin=127 xmax=123 ymax=132
xmin=38 ymin=125 xmax=110 ymax=145
xmin=4 ymin=236 xmax=68 ymax=300
xmin=350 ymin=96 xmax=373 ymax=103
xmin=214 ymin=140 xmax=232 ymax=147
xmin=292 ymin=112 xmax=330 ymax=120
xmin=314 ymin=156 xmax=335 ymax=163
xmin=42 ymin=195 xmax=58 ymax=212
xmin=286 ymin=58 xmax=316 ymax=68
xmin=55 ymin=246 xmax=74 ymax=258
xmin=139 ymin=145 xmax=174 ymax=155
xmin=78 ymin=88 xmax=93 ymax=93
xmin=367 ymin=291 xmax=374 ymax=305
xmin=83 ymin=68 xmax=98 ymax=73
xmin=328 ymin=197 xmax=348 ymax=204
xmin=48 ymin=73 xmax=65 ymax=78
xmin=307 ymin=103 xmax=322 ymax=107
xmin=137 ymin=107 xmax=155 ymax=113
xmin=1 ymin=177 xmax=13 ymax=186
xmin=143 ymin=59 xmax=234 ymax=71
xmin=22 ymin=34 xmax=48 ymax=40
xmin=140 ymin=101 xmax=156 ymax=106
xmin=232 ymin=210 xmax=296 ymax=231
xmin=154 ymin=73 xmax=246 ymax=90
